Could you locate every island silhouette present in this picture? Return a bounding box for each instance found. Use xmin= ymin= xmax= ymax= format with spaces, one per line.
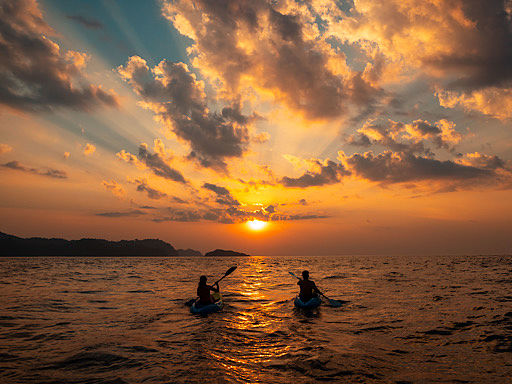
xmin=0 ymin=232 xmax=249 ymax=257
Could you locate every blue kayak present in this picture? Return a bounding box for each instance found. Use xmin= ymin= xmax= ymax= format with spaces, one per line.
xmin=190 ymin=292 xmax=223 ymax=315
xmin=294 ymin=295 xmax=322 ymax=309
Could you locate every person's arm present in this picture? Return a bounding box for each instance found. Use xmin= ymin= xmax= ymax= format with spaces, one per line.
xmin=210 ymin=283 xmax=219 ymax=292
xmin=313 ymin=282 xmax=322 ymax=296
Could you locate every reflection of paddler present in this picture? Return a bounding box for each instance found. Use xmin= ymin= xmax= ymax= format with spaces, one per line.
xmin=297 ymin=270 xmax=322 ymax=301
xmin=197 ymin=275 xmax=219 ymax=305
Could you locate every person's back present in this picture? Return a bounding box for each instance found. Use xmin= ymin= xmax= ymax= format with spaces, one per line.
xmin=298 ymin=270 xmax=319 ymax=301
xmin=197 ymin=275 xmax=219 ymax=305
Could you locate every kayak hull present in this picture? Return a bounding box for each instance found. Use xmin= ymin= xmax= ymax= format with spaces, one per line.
xmin=190 ymin=292 xmax=223 ymax=314
xmin=294 ymin=296 xmax=321 ymax=309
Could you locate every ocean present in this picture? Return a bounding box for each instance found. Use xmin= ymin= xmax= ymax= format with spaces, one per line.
xmin=0 ymin=255 xmax=511 ymax=383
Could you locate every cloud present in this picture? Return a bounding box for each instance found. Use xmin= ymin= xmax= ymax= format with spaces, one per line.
xmin=117 ymin=141 xmax=187 ymax=184
xmin=83 ymin=143 xmax=96 ymax=156
xmin=279 ymin=158 xmax=350 ymax=188
xmin=203 ymin=182 xmax=240 ymax=206
xmin=66 ymin=14 xmax=103 ymax=29
xmin=63 ymin=152 xmax=70 ymax=159
xmin=252 ymin=132 xmax=270 ymax=144
xmin=132 ymin=178 xmax=167 ymax=200
xmin=437 ymin=87 xmax=512 ymax=120
xmin=138 ymin=143 xmax=187 ymax=183
xmin=203 ymin=183 xmax=230 ymax=196
xmin=265 ymin=205 xmax=275 ymax=213
xmin=347 ymin=118 xmax=461 ymax=154
xmin=117 ymin=56 xmax=251 ymax=169
xmin=161 ymin=0 xmax=381 ymax=120
xmin=339 ymin=151 xmax=494 ymax=184
xmin=96 ymin=209 xmax=146 ymax=218
xmin=0 ymin=143 xmax=13 ymax=154
xmin=271 ymin=214 xmax=330 ymax=221
xmin=456 ymin=152 xmax=506 ymax=170
xmin=152 ymin=208 xmax=204 ymax=223
xmin=0 ymin=0 xmax=118 ymax=111
xmin=2 ymin=160 xmax=67 ymax=179
xmin=327 ymin=0 xmax=512 ymax=118
xmin=138 ymin=205 xmax=157 ymax=209
xmin=334 ymin=0 xmax=512 ymax=89
xmin=102 ymin=180 xmax=125 ymax=197
xmin=116 ymin=149 xmax=140 ymax=165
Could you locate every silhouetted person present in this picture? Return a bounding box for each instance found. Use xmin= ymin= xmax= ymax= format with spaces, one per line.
xmin=298 ymin=270 xmax=321 ymax=301
xmin=197 ymin=275 xmax=219 ymax=305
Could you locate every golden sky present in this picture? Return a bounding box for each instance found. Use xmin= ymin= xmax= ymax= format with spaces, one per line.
xmin=0 ymin=0 xmax=511 ymax=255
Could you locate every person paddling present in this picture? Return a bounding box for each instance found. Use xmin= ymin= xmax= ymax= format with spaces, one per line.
xmin=197 ymin=275 xmax=219 ymax=305
xmin=298 ymin=270 xmax=321 ymax=301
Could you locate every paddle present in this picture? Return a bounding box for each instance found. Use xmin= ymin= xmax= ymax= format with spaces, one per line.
xmin=185 ymin=266 xmax=237 ymax=306
xmin=289 ymin=271 xmax=343 ymax=308
xmin=214 ymin=265 xmax=237 ymax=285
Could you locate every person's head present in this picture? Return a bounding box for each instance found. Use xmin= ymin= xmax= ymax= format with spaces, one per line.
xmin=199 ymin=275 xmax=207 ymax=285
xmin=302 ymin=270 xmax=309 ymax=280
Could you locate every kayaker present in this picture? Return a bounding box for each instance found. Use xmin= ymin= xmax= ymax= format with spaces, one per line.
xmin=197 ymin=275 xmax=219 ymax=305
xmin=298 ymin=270 xmax=321 ymax=301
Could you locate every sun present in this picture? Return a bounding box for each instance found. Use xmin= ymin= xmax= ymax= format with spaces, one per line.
xmin=246 ymin=219 xmax=268 ymax=231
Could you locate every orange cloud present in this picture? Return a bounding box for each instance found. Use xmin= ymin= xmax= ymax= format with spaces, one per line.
xmin=102 ymin=180 xmax=125 ymax=197
xmin=83 ymin=143 xmax=96 ymax=156
xmin=161 ymin=0 xmax=380 ymax=121
xmin=0 ymin=143 xmax=13 ymax=155
xmin=437 ymin=87 xmax=512 ymax=120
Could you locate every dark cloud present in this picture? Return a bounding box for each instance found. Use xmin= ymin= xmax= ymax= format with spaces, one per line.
xmin=428 ymin=0 xmax=512 ymax=91
xmin=265 ymin=205 xmax=275 ymax=213
xmin=203 ymin=182 xmax=240 ymax=206
xmin=118 ymin=57 xmax=250 ymax=169
xmin=2 ymin=160 xmax=67 ymax=179
xmin=347 ymin=132 xmax=372 ymax=147
xmin=345 ymin=0 xmax=512 ymax=93
xmin=96 ymin=210 xmax=146 ymax=218
xmin=138 ymin=144 xmax=187 ymax=183
xmin=280 ymin=160 xmax=350 ymax=188
xmin=171 ymin=196 xmax=186 ymax=204
xmin=343 ymin=151 xmax=493 ymax=183
xmin=66 ymin=14 xmax=103 ymax=29
xmin=152 ymin=209 xmax=205 ymax=223
xmin=203 ymin=183 xmax=230 ymax=196
xmin=133 ymin=178 xmax=167 ymax=200
xmin=0 ymin=0 xmax=118 ymax=111
xmin=271 ymin=214 xmax=330 ymax=221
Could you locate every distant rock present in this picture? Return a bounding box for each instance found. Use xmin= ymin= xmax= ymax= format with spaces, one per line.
xmin=205 ymin=249 xmax=249 ymax=257
xmin=0 ymin=232 xmax=178 ymax=256
xmin=176 ymin=248 xmax=202 ymax=256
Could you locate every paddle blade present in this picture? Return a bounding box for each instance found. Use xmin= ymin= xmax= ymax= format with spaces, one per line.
xmin=327 ymin=298 xmax=343 ymax=308
xmin=289 ymin=271 xmax=300 ymax=280
xmin=224 ymin=266 xmax=237 ymax=277
xmin=214 ymin=265 xmax=237 ymax=284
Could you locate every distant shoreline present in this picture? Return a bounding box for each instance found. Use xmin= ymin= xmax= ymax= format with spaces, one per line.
xmin=0 ymin=231 xmax=249 ymax=257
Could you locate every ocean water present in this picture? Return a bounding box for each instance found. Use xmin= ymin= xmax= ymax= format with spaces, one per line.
xmin=0 ymin=255 xmax=511 ymax=383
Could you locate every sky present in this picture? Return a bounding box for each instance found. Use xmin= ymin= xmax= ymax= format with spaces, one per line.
xmin=1 ymin=0 xmax=511 ymax=255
